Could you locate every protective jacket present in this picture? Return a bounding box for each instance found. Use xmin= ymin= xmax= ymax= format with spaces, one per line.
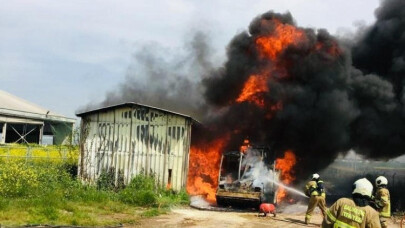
xmin=322 ymin=198 xmax=381 ymax=228
xmin=374 ymin=187 xmax=390 ymax=218
xmin=317 ymin=179 xmax=326 ymax=197
xmin=305 ymin=180 xmax=317 ymax=196
xmin=305 ymin=179 xmax=327 ymax=223
xmin=305 ymin=179 xmax=325 ymax=197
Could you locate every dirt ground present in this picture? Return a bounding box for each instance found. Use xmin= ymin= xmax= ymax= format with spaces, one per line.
xmin=135 ymin=205 xmax=322 ymax=228
xmin=134 ymin=205 xmax=402 ymax=228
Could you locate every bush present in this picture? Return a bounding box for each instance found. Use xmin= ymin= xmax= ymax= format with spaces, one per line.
xmin=0 ymin=154 xmax=196 ymax=225
xmin=126 ymin=173 xmax=155 ymax=191
xmin=97 ymin=167 xmax=124 ymax=192
xmin=156 ymin=188 xmax=190 ymax=208
xmin=62 ymin=162 xmax=78 ymax=178
xmin=0 ymin=197 xmax=9 ymax=210
xmin=119 ymin=174 xmax=157 ymax=206
xmin=0 ymin=155 xmax=190 ymax=224
xmin=0 ymin=160 xmax=39 ymax=197
xmin=120 ymin=190 xmax=157 ymax=206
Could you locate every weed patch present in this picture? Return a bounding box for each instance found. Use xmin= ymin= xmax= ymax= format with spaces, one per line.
xmin=0 ymin=145 xmax=190 ymax=226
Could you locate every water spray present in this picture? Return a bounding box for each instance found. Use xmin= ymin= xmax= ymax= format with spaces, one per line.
xmin=266 ymin=178 xmax=309 ymax=198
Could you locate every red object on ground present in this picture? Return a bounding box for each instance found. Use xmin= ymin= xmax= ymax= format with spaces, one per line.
xmin=259 ymin=203 xmax=276 ymax=217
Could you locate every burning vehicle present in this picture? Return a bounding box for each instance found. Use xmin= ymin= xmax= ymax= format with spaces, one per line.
xmin=216 ymin=145 xmax=280 ymax=208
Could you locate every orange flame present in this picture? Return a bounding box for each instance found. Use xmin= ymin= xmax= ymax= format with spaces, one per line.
xmin=316 ymin=42 xmax=341 ymax=57
xmin=240 ymin=139 xmax=250 ymax=153
xmin=236 ymin=20 xmax=306 ymax=109
xmin=275 ymin=150 xmax=297 ymax=203
xmin=255 ymin=20 xmax=306 ymax=60
xmin=187 ymin=137 xmax=228 ymax=202
xmin=236 ymin=74 xmax=268 ymax=107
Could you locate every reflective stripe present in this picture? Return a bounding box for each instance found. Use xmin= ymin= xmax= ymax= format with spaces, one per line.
xmin=333 ymin=220 xmax=357 ymax=228
xmin=381 ymin=211 xmax=390 ymax=217
xmin=380 ymin=197 xmax=391 ymax=217
xmin=326 ymin=209 xmax=336 ymax=222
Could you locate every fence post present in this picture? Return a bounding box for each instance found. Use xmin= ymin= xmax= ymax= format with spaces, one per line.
xmin=63 ymin=148 xmax=67 ymax=161
xmin=26 ymin=147 xmax=32 ymax=163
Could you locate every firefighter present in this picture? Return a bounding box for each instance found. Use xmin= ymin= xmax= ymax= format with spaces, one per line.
xmin=322 ymin=178 xmax=381 ymax=228
xmin=305 ymin=173 xmax=327 ymax=224
xmin=374 ymin=176 xmax=391 ymax=228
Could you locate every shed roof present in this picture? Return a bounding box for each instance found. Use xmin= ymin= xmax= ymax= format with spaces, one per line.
xmin=0 ymin=90 xmax=75 ymax=123
xmin=76 ymin=102 xmax=194 ymax=120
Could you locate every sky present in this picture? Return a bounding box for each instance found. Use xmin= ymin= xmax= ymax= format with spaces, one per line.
xmin=0 ymin=0 xmax=381 ymax=119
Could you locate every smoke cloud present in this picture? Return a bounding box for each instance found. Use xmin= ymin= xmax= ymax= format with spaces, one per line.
xmin=200 ymin=1 xmax=405 ymax=178
xmin=239 ymin=148 xmax=277 ymax=195
xmin=200 ymin=11 xmax=356 ymax=177
xmin=84 ymin=0 xmax=404 ymax=179
xmin=351 ymin=0 xmax=405 ymax=158
xmin=80 ymin=32 xmax=215 ymax=121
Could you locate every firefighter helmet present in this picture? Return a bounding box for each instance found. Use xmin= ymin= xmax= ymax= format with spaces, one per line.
xmin=375 ymin=176 xmax=388 ymax=187
xmin=312 ymin=173 xmax=320 ymax=180
xmin=352 ymin=178 xmax=373 ymax=197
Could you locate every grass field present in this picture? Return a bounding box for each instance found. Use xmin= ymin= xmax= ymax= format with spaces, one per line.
xmin=0 ymin=144 xmax=189 ymax=226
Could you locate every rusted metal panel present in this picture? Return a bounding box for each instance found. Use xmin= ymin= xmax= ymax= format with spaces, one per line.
xmin=216 ymin=190 xmax=261 ymax=200
xmin=79 ymin=104 xmax=192 ymax=191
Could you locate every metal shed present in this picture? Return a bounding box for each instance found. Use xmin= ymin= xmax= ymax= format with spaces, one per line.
xmin=76 ymin=103 xmax=194 ymax=191
xmin=0 ymin=90 xmax=75 ymax=145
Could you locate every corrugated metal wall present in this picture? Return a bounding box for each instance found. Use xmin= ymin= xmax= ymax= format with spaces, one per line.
xmin=79 ymin=105 xmax=192 ymax=191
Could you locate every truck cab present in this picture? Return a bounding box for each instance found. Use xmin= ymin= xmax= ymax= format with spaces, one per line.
xmin=216 ymin=146 xmax=280 ymax=208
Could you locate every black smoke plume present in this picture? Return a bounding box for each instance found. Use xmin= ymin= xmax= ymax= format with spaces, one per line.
xmin=200 ymin=1 xmax=405 ymax=178
xmin=78 ymin=32 xmax=214 ymax=120
xmin=351 ymin=0 xmax=405 ymax=158
xmin=202 ymin=11 xmax=356 ymax=178
xmin=82 ymin=0 xmax=405 ymax=179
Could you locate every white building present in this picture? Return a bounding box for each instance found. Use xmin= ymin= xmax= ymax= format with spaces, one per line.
xmin=76 ymin=103 xmax=194 ymax=191
xmin=0 ymin=90 xmax=75 ymax=145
